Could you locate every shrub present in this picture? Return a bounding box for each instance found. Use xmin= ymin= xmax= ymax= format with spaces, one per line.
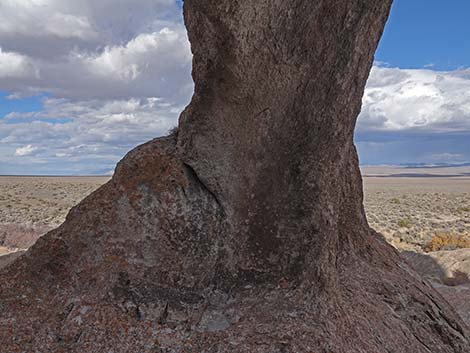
xmin=424 ymin=233 xmax=470 ymax=252
xmin=457 ymin=207 xmax=470 ymax=214
xmin=397 ymin=218 xmax=412 ymax=228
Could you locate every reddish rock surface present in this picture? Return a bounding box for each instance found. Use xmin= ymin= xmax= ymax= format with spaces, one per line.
xmin=1 ymin=1 xmax=470 ymax=352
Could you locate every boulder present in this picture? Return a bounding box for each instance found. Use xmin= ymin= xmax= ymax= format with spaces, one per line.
xmin=1 ymin=1 xmax=469 ymax=352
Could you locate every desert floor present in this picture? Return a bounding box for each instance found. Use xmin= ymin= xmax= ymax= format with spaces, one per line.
xmin=0 ymin=176 xmax=109 ymax=250
xmin=362 ymin=165 xmax=470 ymax=252
xmin=1 ymin=168 xmax=470 ymax=322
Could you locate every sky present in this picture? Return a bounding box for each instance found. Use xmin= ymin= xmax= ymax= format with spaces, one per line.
xmin=0 ymin=0 xmax=469 ymax=174
xmin=355 ymin=0 xmax=470 ymax=165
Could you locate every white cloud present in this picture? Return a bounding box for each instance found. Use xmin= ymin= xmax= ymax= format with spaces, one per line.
xmin=359 ymin=66 xmax=470 ymax=133
xmin=429 ymin=153 xmax=464 ymax=161
xmin=0 ymin=48 xmax=37 ymax=78
xmin=0 ymin=25 xmax=192 ymax=102
xmin=15 ymin=144 xmax=39 ymax=156
xmin=2 ymin=1 xmax=467 ymax=172
xmin=0 ymin=96 xmax=182 ymax=173
xmin=0 ymin=0 xmax=191 ymax=174
xmin=356 ymin=66 xmax=470 ymax=165
xmin=45 ymin=13 xmax=97 ymax=40
xmin=0 ymin=0 xmax=190 ymax=101
xmin=76 ymin=27 xmax=192 ymax=86
xmin=0 ymin=0 xmax=182 ymax=59
xmin=0 ymin=0 xmax=97 ymax=40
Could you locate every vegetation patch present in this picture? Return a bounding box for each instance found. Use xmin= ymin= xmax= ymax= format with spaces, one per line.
xmin=424 ymin=233 xmax=470 ymax=252
xmin=397 ymin=218 xmax=412 ymax=228
xmin=457 ymin=206 xmax=470 ymax=214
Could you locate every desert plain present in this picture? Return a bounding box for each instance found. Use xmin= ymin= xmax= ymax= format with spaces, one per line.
xmin=1 ymin=167 xmax=470 ymax=322
xmin=0 ymin=176 xmax=109 ymax=252
xmin=362 ymin=165 xmax=470 ymax=251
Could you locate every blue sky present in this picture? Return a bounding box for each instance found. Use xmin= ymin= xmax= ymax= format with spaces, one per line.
xmin=0 ymin=92 xmax=43 ymax=118
xmin=376 ymin=0 xmax=470 ymax=70
xmin=0 ymin=0 xmax=469 ymax=174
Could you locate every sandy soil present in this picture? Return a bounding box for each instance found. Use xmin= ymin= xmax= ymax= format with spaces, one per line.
xmin=362 ymin=166 xmax=470 ymax=252
xmin=0 ymin=176 xmax=109 ymax=253
xmin=0 ymin=176 xmax=109 ymax=227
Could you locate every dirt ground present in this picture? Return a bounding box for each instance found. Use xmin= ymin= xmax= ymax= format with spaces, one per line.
xmin=362 ymin=166 xmax=470 ymax=252
xmin=0 ymin=176 xmax=109 ymax=251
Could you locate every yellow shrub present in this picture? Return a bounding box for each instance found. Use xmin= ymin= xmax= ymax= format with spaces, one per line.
xmin=424 ymin=233 xmax=470 ymax=252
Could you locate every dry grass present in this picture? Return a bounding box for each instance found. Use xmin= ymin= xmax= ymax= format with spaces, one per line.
xmin=424 ymin=233 xmax=470 ymax=253
xmin=0 ymin=176 xmax=108 ymax=228
xmin=0 ymin=176 xmax=108 ymax=251
xmin=363 ymin=169 xmax=470 ymax=252
xmin=457 ymin=206 xmax=470 ymax=214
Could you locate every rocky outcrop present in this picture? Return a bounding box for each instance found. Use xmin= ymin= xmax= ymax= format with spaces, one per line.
xmin=404 ymin=249 xmax=470 ymax=326
xmin=1 ymin=1 xmax=469 ymax=352
xmin=0 ymin=249 xmax=25 ymax=270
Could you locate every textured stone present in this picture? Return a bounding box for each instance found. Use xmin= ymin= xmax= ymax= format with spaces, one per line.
xmin=404 ymin=249 xmax=470 ymax=326
xmin=1 ymin=1 xmax=470 ymax=352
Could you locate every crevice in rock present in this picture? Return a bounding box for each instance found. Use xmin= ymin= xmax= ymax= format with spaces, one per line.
xmin=183 ymin=162 xmax=225 ymax=214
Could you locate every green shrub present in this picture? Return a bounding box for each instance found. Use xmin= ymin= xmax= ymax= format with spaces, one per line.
xmin=397 ymin=218 xmax=412 ymax=228
xmin=457 ymin=207 xmax=470 ymax=214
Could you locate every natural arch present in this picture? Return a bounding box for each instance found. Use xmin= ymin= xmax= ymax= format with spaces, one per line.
xmin=1 ymin=1 xmax=469 ymax=352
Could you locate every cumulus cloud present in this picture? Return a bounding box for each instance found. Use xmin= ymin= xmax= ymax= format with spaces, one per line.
xmin=1 ymin=0 xmax=469 ymax=172
xmin=2 ymin=96 xmax=181 ymax=145
xmin=0 ymin=48 xmax=37 ymax=78
xmin=64 ymin=27 xmax=192 ymax=100
xmin=356 ymin=65 xmax=470 ymax=165
xmin=0 ymin=0 xmax=182 ymax=62
xmin=0 ymin=96 xmax=182 ymax=173
xmin=358 ymin=66 xmax=470 ymax=133
xmin=0 ymin=0 xmax=191 ymax=101
xmin=0 ymin=0 xmax=96 ymax=40
xmin=0 ymin=0 xmax=191 ymax=174
xmin=0 ymin=25 xmax=192 ymax=102
xmin=84 ymin=28 xmax=189 ymax=81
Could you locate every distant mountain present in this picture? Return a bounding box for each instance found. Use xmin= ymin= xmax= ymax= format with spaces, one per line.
xmin=401 ymin=162 xmax=470 ymax=169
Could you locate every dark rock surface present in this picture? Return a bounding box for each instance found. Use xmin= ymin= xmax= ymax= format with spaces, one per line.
xmin=0 ymin=250 xmax=25 ymax=270
xmin=1 ymin=1 xmax=469 ymax=352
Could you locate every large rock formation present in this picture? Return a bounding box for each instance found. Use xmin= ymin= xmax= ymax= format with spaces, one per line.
xmin=1 ymin=1 xmax=469 ymax=352
xmin=404 ymin=249 xmax=470 ymax=326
